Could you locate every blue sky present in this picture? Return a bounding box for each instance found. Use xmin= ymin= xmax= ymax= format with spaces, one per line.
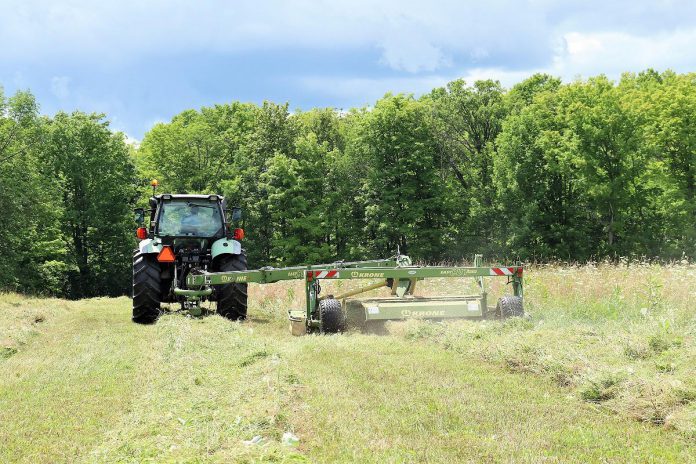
xmin=1 ymin=0 xmax=695 ymax=141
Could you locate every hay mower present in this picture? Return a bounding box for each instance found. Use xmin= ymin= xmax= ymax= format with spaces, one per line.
xmin=133 ymin=190 xmax=524 ymax=333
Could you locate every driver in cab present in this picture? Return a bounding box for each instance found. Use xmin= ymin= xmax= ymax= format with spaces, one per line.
xmin=181 ymin=205 xmax=204 ymax=233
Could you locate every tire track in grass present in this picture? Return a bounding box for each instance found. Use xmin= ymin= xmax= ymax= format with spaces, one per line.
xmin=0 ymin=298 xmax=152 ymax=463
xmin=87 ymin=312 xmax=307 ymax=463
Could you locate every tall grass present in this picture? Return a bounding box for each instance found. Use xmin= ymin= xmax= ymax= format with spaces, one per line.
xmin=394 ymin=263 xmax=696 ymax=437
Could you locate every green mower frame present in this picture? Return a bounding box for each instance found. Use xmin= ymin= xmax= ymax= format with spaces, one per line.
xmin=186 ymin=254 xmax=524 ymax=334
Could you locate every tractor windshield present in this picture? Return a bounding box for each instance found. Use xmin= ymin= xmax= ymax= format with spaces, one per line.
xmin=157 ymin=200 xmax=223 ymax=237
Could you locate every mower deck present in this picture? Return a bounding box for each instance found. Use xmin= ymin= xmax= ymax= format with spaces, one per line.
xmin=352 ymin=295 xmax=486 ymax=321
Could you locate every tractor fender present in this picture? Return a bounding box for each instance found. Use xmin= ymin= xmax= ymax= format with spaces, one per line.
xmin=211 ymin=238 xmax=242 ymax=260
xmin=137 ymin=238 xmax=163 ymax=255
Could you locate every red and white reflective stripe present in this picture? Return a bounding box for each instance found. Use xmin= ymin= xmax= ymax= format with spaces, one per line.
xmin=310 ymin=270 xmax=340 ymax=279
xmin=489 ymin=267 xmax=522 ymax=276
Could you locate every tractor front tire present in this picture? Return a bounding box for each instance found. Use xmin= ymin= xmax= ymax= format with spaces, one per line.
xmin=132 ymin=252 xmax=162 ymax=324
xmin=496 ymin=296 xmax=524 ymax=319
xmin=319 ymin=298 xmax=345 ymax=334
xmin=215 ymin=252 xmax=248 ymax=320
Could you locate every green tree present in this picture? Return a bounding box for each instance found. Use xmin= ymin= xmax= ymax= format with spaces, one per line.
xmin=495 ymin=84 xmax=591 ymax=259
xmin=0 ymin=88 xmax=66 ymax=294
xmin=231 ymin=102 xmax=297 ymax=266
xmin=352 ymin=94 xmax=448 ymax=260
xmin=259 ymin=135 xmax=331 ymax=265
xmin=563 ymin=76 xmax=647 ymax=256
xmin=428 ymin=80 xmax=507 ymax=254
xmin=292 ymin=109 xmax=356 ymax=261
xmin=496 ymin=75 xmax=659 ymax=259
xmin=46 ymin=112 xmax=137 ymax=297
xmin=634 ymin=71 xmax=696 ymax=256
xmin=138 ymin=103 xmax=258 ymax=195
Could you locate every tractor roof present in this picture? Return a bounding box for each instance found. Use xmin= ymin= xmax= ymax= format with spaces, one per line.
xmin=154 ymin=194 xmax=224 ymax=201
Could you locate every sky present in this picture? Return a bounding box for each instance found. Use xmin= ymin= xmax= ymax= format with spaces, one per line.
xmin=1 ymin=0 xmax=695 ymax=141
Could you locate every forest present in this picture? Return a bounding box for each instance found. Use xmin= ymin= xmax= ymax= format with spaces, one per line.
xmin=0 ymin=69 xmax=694 ymax=299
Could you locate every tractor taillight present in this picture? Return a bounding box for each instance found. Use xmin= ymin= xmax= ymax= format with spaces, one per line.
xmin=136 ymin=227 xmax=148 ymax=240
xmin=157 ymin=246 xmax=176 ymax=263
xmin=233 ymin=228 xmax=245 ymax=240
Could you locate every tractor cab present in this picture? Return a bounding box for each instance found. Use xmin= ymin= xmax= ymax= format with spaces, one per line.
xmin=152 ymin=194 xmax=228 ymax=247
xmin=157 ymin=197 xmax=224 ymax=238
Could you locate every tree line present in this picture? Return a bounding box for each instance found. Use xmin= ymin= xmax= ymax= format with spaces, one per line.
xmin=1 ymin=69 xmax=694 ymax=298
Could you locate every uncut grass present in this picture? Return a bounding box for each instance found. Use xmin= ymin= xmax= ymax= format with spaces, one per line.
xmin=393 ymin=264 xmax=696 ymax=438
xmin=1 ymin=265 xmax=695 ymax=462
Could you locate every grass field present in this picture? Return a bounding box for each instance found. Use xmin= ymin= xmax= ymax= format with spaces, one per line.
xmin=1 ymin=264 xmax=695 ymax=463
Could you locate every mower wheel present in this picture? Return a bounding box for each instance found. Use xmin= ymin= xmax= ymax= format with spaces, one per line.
xmin=496 ymin=296 xmax=524 ymax=319
xmin=319 ymin=298 xmax=346 ymax=333
xmin=214 ymin=252 xmax=248 ymax=320
xmin=132 ymin=252 xmax=162 ymax=324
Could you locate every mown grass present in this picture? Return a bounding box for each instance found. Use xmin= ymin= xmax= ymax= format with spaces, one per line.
xmin=0 ymin=263 xmax=695 ymax=463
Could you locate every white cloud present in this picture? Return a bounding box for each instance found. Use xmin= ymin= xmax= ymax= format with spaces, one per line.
xmin=298 ymin=74 xmax=450 ymax=103
xmin=298 ymin=67 xmax=538 ymax=104
xmin=379 ymin=35 xmax=450 ymax=73
xmin=3 ymin=0 xmax=693 ymax=75
xmin=552 ymin=29 xmax=696 ymax=80
xmin=50 ymin=76 xmax=70 ymax=99
xmin=564 ymin=32 xmax=603 ymax=57
xmin=298 ymin=25 xmax=696 ymax=102
xmin=123 ymin=134 xmax=140 ymax=148
xmin=3 ymin=0 xmax=696 ymax=138
xmin=109 ymin=116 xmax=141 ymax=146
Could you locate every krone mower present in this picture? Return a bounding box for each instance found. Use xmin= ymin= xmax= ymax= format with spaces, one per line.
xmin=186 ymin=253 xmax=524 ymax=334
xmin=133 ymin=191 xmax=524 ymax=332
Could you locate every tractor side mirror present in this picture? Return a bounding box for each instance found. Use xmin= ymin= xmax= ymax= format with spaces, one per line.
xmin=231 ymin=207 xmax=242 ymax=222
xmin=134 ymin=208 xmax=145 ymax=225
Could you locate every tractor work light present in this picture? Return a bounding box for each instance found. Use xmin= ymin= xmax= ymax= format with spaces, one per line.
xmin=157 ymin=246 xmax=176 ymax=263
xmin=136 ymin=227 xmax=148 ymax=240
xmin=233 ymin=228 xmax=245 ymax=240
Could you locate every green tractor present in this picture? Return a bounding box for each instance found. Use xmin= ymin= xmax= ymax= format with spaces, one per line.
xmin=132 ymin=193 xmax=247 ymax=324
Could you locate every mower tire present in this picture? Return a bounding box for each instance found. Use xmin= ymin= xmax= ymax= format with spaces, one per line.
xmin=215 ymin=252 xmax=248 ymax=320
xmin=132 ymin=252 xmax=162 ymax=324
xmin=496 ymin=296 xmax=524 ymax=319
xmin=319 ymin=298 xmax=345 ymax=333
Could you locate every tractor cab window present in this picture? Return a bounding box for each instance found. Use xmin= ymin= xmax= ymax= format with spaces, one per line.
xmin=157 ymin=200 xmax=223 ymax=237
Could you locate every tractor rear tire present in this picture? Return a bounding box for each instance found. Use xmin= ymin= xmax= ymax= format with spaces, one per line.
xmin=215 ymin=252 xmax=248 ymax=320
xmin=132 ymin=252 xmax=162 ymax=324
xmin=319 ymin=298 xmax=345 ymax=334
xmin=496 ymin=296 xmax=524 ymax=319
